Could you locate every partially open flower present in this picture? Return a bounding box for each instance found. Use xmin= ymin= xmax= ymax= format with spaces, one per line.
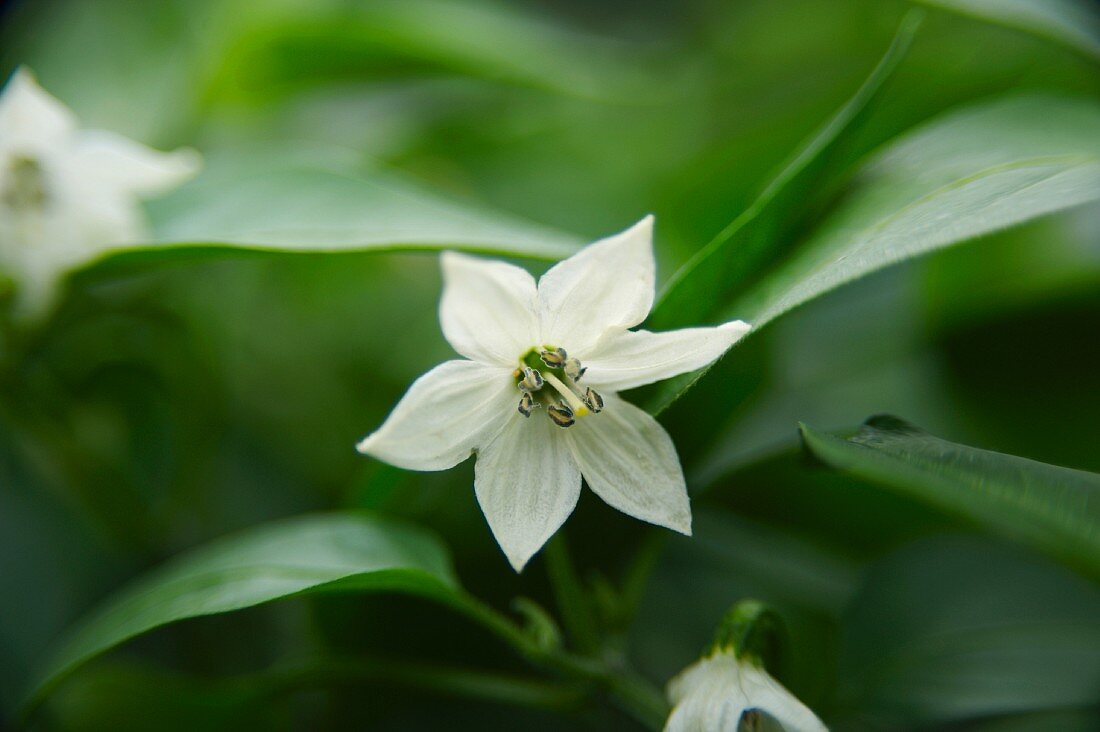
xmin=357 ymin=216 xmax=751 ymax=571
xmin=666 ymin=651 xmax=827 ymax=731
xmin=0 ymin=68 xmax=200 ymax=318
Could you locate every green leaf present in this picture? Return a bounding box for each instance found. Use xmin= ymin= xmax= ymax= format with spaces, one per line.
xmin=913 ymin=0 xmax=1100 ymax=61
xmin=841 ymin=537 xmax=1100 ymax=727
xmin=81 ymin=160 xmax=581 ymax=276
xmin=645 ymin=93 xmax=1100 ymax=415
xmin=799 ymin=416 xmax=1100 ymax=578
xmin=235 ymin=0 xmax=657 ymax=101
xmin=23 ymin=512 xmax=460 ymax=714
xmin=651 ymin=11 xmax=923 ymax=330
xmin=734 ymin=93 xmax=1100 ymax=329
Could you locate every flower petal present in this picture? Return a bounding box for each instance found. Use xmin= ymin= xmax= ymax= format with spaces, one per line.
xmin=537 ymin=215 xmax=655 ymax=353
xmin=475 ymin=413 xmax=581 ymax=572
xmin=0 ymin=67 xmax=76 ymax=150
xmin=72 ymin=130 xmax=201 ymax=196
xmin=357 ymin=360 xmax=514 ymax=471
xmin=440 ymin=251 xmax=540 ymax=366
xmin=666 ymin=654 xmax=827 ymax=732
xmin=582 ymin=320 xmax=751 ymax=392
xmin=565 ymin=393 xmax=691 ymax=534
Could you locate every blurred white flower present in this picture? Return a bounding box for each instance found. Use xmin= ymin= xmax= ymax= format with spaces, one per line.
xmin=0 ymin=67 xmax=200 ymax=318
xmin=357 ymin=216 xmax=750 ymax=571
xmin=666 ymin=651 xmax=827 ymax=732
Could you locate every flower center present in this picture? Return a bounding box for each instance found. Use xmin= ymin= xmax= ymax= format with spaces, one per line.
xmin=513 ymin=346 xmax=603 ymax=428
xmin=2 ymin=155 xmax=50 ymax=212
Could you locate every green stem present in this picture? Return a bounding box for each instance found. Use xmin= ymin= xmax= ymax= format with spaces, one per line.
xmin=544 ymin=534 xmax=601 ymax=654
xmin=607 ymin=671 xmax=674 ymax=730
xmin=619 ymin=529 xmax=667 ymax=625
xmin=448 ymin=592 xmax=669 ymax=729
xmin=256 ymin=656 xmax=590 ymax=711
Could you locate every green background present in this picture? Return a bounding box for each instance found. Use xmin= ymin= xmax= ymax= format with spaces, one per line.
xmin=1 ymin=0 xmax=1098 ymax=729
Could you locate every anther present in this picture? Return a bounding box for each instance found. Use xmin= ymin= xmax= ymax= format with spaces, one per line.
xmin=564 ymin=358 xmax=586 ymax=381
xmin=582 ymin=387 xmax=603 ymax=413
xmin=547 ymin=402 xmax=575 ymax=428
xmin=539 ymin=347 xmax=568 ymax=369
xmin=518 ymin=367 xmax=543 ymax=391
xmin=518 ymin=392 xmax=539 ymax=417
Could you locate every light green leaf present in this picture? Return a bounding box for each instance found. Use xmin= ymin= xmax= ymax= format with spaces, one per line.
xmin=734 ymin=94 xmax=1100 ymax=328
xmin=321 ymin=0 xmax=656 ymax=100
xmin=644 ymin=93 xmax=1100 ymax=415
xmin=81 ymin=161 xmax=581 ymax=276
xmin=800 ymin=416 xmax=1100 ymax=578
xmin=913 ymin=0 xmax=1100 ymax=60
xmin=24 ymin=513 xmax=460 ymax=713
xmin=651 ymin=11 xmax=923 ymax=330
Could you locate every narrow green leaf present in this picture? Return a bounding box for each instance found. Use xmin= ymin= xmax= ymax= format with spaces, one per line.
xmin=913 ymin=0 xmax=1100 ymax=61
xmin=734 ymin=94 xmax=1100 ymax=329
xmin=645 ymin=94 xmax=1100 ymax=414
xmin=651 ymin=11 xmax=923 ymax=329
xmin=24 ymin=512 xmax=460 ymax=713
xmin=800 ymin=416 xmax=1100 ymax=578
xmin=81 ymin=162 xmax=581 ymax=276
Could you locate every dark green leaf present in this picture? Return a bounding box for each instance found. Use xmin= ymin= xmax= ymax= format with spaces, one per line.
xmin=839 ymin=537 xmax=1100 ymax=728
xmin=800 ymin=416 xmax=1100 ymax=577
xmin=24 ymin=512 xmax=459 ymax=713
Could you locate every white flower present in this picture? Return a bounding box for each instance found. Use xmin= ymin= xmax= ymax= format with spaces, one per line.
xmin=0 ymin=68 xmax=200 ymax=318
xmin=357 ymin=216 xmax=750 ymax=571
xmin=666 ymin=651 xmax=827 ymax=732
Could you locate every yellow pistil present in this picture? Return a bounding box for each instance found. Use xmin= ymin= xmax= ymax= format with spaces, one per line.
xmin=542 ymin=371 xmax=589 ymax=416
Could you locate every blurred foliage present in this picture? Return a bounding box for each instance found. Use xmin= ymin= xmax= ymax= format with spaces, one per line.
xmin=1 ymin=0 xmax=1099 ymax=729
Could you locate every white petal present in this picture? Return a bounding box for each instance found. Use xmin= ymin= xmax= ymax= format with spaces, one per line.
xmin=537 ymin=215 xmax=655 ymax=353
xmin=475 ymin=413 xmax=581 ymax=572
xmin=565 ymin=393 xmax=691 ymax=534
xmin=0 ymin=67 xmax=77 ymax=150
xmin=440 ymin=251 xmax=539 ymax=366
xmin=357 ymin=360 xmax=515 ymax=471
xmin=72 ymin=130 xmax=201 ymax=196
xmin=666 ymin=654 xmax=827 ymax=732
xmin=582 ymin=320 xmax=751 ymax=392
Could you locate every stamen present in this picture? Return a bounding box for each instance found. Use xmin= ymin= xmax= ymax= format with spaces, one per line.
xmin=582 ymin=387 xmax=604 ymax=413
xmin=547 ymin=402 xmax=575 ymax=428
xmin=564 ymin=358 xmax=586 ymax=381
xmin=518 ymin=392 xmax=539 ymax=417
xmin=539 ymin=347 xmax=568 ymax=369
xmin=541 ymin=371 xmax=588 ymax=416
xmin=518 ymin=367 xmax=544 ymax=392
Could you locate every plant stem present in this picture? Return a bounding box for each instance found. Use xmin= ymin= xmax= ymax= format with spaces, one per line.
xmin=448 ymin=592 xmax=669 ymax=729
xmin=256 ymin=656 xmax=591 ymax=711
xmin=619 ymin=529 xmax=667 ymax=625
xmin=544 ymin=534 xmax=601 ymax=654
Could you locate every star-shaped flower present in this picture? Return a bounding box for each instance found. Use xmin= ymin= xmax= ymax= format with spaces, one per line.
xmin=357 ymin=216 xmax=750 ymax=571
xmin=666 ymin=650 xmax=827 ymax=731
xmin=0 ymin=68 xmax=200 ymax=319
